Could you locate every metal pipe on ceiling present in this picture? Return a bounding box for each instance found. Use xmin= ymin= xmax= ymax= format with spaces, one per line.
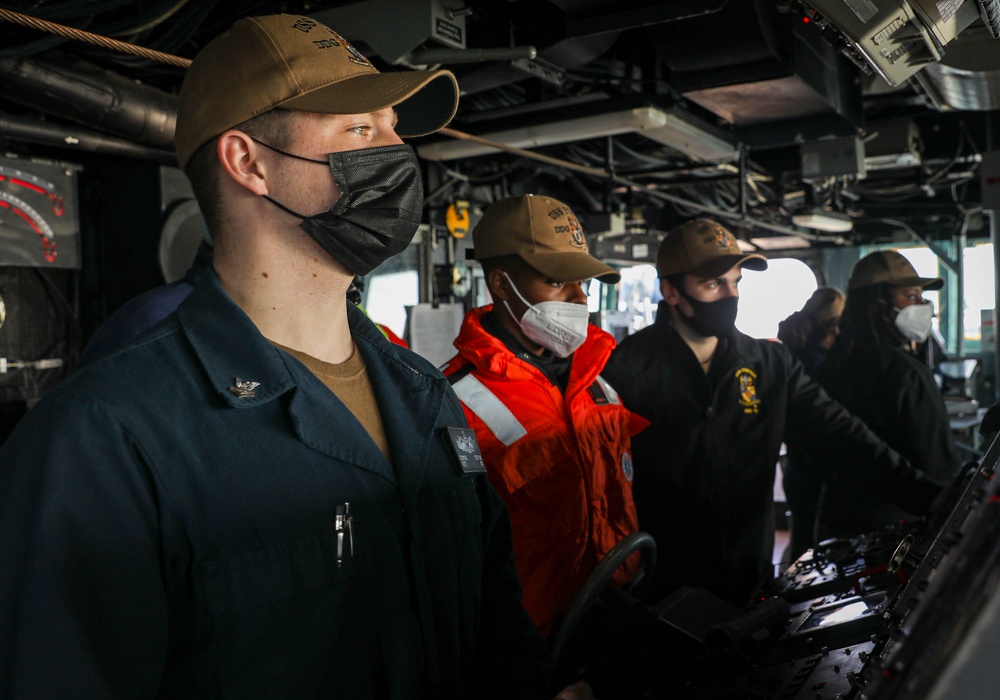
xmin=0 ymin=111 xmax=177 ymax=162
xmin=0 ymin=57 xmax=177 ymax=148
xmin=440 ymin=126 xmax=839 ymax=242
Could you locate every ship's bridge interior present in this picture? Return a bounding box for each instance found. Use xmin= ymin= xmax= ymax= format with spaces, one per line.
xmin=1 ymin=0 xmax=998 ymax=396
xmin=1 ymin=1 xmax=1000 ymax=698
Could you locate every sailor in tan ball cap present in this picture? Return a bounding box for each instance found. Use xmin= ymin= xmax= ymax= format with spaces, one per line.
xmin=442 ymin=195 xmax=642 ymax=653
xmin=0 ymin=14 xmax=576 ymax=700
xmin=603 ymin=219 xmax=940 ymax=610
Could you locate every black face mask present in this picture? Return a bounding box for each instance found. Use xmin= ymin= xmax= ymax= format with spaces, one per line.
xmin=255 ymin=139 xmax=424 ymax=276
xmin=678 ymin=290 xmax=739 ymax=338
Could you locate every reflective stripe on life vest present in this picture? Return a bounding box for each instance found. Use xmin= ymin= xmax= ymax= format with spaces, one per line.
xmin=451 ymin=374 xmax=528 ymax=447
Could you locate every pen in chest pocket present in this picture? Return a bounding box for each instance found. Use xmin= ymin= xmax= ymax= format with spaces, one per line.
xmin=335 ymin=502 xmax=354 ymax=567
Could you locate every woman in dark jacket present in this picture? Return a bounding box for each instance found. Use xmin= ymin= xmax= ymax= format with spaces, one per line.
xmin=816 ymin=251 xmax=959 ymax=537
xmin=777 ymin=286 xmax=845 ymax=560
xmin=777 ymin=286 xmax=845 ymax=377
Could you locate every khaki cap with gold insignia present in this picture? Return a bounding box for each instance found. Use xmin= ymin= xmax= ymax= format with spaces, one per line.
xmin=656 ymin=218 xmax=768 ymax=278
xmin=472 ymin=195 xmax=620 ymax=284
xmin=175 ymin=14 xmax=459 ymax=170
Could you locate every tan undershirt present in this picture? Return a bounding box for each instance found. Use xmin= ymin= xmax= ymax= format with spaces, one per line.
xmin=273 ymin=342 xmax=391 ymax=461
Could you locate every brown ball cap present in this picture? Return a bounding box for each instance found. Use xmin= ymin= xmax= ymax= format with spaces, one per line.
xmin=656 ymin=218 xmax=767 ymax=278
xmin=848 ymin=250 xmax=943 ymax=291
xmin=472 ymin=195 xmax=620 ymax=284
xmin=174 ymin=14 xmax=459 ymax=170
xmin=802 ymin=286 xmax=846 ymax=324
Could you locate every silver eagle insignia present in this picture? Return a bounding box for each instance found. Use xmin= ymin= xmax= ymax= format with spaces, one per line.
xmin=228 ymin=377 xmax=261 ymax=399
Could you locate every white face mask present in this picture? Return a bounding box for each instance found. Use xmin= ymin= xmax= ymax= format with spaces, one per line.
xmin=894 ymin=302 xmax=934 ymax=342
xmin=502 ymin=273 xmax=590 ymax=358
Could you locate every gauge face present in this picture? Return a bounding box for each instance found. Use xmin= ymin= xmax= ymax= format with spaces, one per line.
xmin=450 ymin=260 xmax=472 ymax=297
xmin=0 ymin=157 xmax=80 ymax=269
xmin=0 ymin=292 xmax=5 ymax=330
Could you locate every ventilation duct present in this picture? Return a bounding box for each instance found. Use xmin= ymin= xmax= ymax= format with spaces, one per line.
xmin=0 ymin=57 xmax=176 ymax=148
xmin=311 ymin=0 xmax=467 ymax=64
xmin=911 ymin=27 xmax=1000 ymax=111
xmin=0 ymin=112 xmax=176 ymax=162
xmin=977 ymin=0 xmax=1000 ymax=37
xmin=655 ymin=2 xmax=863 ymax=130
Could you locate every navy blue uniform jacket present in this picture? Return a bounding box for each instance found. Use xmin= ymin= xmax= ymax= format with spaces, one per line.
xmin=0 ymin=272 xmax=551 ymax=699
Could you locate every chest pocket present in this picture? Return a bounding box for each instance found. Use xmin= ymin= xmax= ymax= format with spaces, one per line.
xmin=448 ymin=476 xmax=484 ymax=531
xmin=447 ymin=476 xmax=485 ymax=641
xmin=198 ymin=528 xmax=356 ymax=616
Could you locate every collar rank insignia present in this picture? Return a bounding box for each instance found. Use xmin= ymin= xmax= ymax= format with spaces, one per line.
xmin=228 ymin=377 xmax=261 ymax=399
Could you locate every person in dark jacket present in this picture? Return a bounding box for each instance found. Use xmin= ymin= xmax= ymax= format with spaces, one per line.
xmin=776 ymin=286 xmax=845 ymax=377
xmin=776 ymin=285 xmax=845 ymax=560
xmin=815 ymin=250 xmax=961 ymax=537
xmin=602 ymin=219 xmax=943 ymax=609
xmin=0 ymin=14 xmax=573 ymax=699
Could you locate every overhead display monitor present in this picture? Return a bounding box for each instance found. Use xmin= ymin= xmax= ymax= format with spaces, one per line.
xmin=802 ymin=0 xmax=981 ymax=86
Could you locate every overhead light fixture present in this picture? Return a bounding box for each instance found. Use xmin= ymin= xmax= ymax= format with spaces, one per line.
xmin=642 ymin=111 xmax=739 ymax=163
xmin=416 ymin=106 xmax=737 ymax=163
xmin=750 ymin=235 xmax=811 ymax=250
xmin=791 ymin=210 xmax=854 ymax=233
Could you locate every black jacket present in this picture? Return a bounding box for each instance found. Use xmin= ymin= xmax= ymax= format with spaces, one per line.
xmin=816 ymin=342 xmax=960 ymax=534
xmin=602 ymin=305 xmax=938 ymax=607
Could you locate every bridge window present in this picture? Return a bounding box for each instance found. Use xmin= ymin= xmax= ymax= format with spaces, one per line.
xmin=962 ymin=242 xmax=995 ymax=351
xmin=736 ymin=258 xmax=818 ymax=340
xmin=364 ymin=270 xmax=417 ymax=339
xmin=604 ymin=258 xmax=822 ymax=342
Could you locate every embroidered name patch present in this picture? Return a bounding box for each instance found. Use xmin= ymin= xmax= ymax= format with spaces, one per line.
xmin=443 ymin=427 xmax=487 ymax=474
